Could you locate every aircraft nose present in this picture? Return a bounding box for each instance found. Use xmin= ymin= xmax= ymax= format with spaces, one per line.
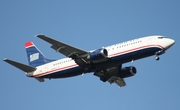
xmin=169 ymin=39 xmax=175 ymax=46
xmin=165 ymin=38 xmax=175 ymax=50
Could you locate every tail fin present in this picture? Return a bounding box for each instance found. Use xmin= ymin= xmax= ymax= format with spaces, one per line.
xmin=25 ymin=42 xmax=54 ymax=67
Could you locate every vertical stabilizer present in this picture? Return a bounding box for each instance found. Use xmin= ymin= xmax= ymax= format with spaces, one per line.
xmin=25 ymin=42 xmax=54 ymax=67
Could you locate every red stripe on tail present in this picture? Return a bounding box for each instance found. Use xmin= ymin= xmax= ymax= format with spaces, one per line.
xmin=25 ymin=42 xmax=34 ymax=48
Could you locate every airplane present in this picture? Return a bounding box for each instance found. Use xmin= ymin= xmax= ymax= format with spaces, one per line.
xmin=3 ymin=35 xmax=175 ymax=87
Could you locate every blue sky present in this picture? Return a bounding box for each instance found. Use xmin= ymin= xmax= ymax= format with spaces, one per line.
xmin=1 ymin=0 xmax=180 ymax=110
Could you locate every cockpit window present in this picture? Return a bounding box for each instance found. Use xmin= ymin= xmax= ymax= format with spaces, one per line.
xmin=158 ymin=37 xmax=163 ymax=39
xmin=158 ymin=36 xmax=167 ymax=39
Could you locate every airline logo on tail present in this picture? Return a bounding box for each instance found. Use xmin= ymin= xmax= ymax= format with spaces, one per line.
xmin=25 ymin=42 xmax=40 ymax=62
xmin=30 ymin=53 xmax=39 ymax=62
xmin=25 ymin=41 xmax=55 ymax=67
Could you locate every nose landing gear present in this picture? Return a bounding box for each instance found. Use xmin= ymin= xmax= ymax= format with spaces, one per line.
xmin=155 ymin=56 xmax=160 ymax=61
xmin=155 ymin=50 xmax=165 ymax=61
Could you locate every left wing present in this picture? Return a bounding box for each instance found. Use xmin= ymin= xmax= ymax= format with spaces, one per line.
xmin=37 ymin=35 xmax=88 ymax=58
xmin=37 ymin=35 xmax=90 ymax=67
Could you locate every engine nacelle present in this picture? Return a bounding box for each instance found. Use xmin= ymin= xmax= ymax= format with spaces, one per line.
xmin=88 ymin=48 xmax=108 ymax=63
xmin=119 ymin=66 xmax=137 ymax=78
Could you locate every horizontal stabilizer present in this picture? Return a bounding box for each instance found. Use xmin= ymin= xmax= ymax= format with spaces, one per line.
xmin=3 ymin=58 xmax=36 ymax=72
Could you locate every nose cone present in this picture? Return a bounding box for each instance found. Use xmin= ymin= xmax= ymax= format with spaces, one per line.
xmin=165 ymin=39 xmax=175 ymax=50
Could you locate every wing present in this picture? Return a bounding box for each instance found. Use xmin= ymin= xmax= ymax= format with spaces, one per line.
xmin=94 ymin=65 xmax=126 ymax=87
xmin=37 ymin=35 xmax=88 ymax=58
xmin=37 ymin=35 xmax=90 ymax=67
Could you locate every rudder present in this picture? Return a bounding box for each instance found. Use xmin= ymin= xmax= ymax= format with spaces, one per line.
xmin=25 ymin=42 xmax=54 ymax=67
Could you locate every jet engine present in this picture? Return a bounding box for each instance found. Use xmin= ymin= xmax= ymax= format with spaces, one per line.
xmin=87 ymin=48 xmax=108 ymax=63
xmin=119 ymin=66 xmax=137 ymax=78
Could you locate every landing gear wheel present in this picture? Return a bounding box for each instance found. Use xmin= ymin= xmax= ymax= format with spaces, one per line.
xmin=155 ymin=56 xmax=160 ymax=61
